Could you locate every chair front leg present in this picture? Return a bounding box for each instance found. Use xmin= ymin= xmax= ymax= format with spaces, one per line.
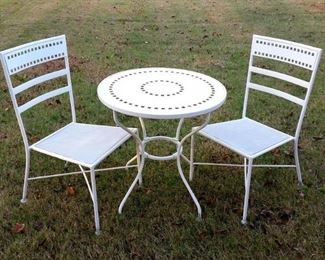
xmin=242 ymin=157 xmax=253 ymax=224
xmin=90 ymin=167 xmax=100 ymax=235
xmin=293 ymin=140 xmax=303 ymax=184
xmin=189 ymin=134 xmax=195 ymax=181
xmin=244 ymin=157 xmax=247 ymax=184
xmin=136 ymin=138 xmax=142 ymax=187
xmin=21 ymin=149 xmax=31 ymax=203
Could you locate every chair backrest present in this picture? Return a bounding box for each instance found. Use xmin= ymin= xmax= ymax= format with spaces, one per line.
xmin=0 ymin=35 xmax=76 ymax=149
xmin=243 ymin=34 xmax=322 ymax=139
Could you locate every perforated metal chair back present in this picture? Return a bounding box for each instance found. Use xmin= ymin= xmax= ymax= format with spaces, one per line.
xmin=0 ymin=35 xmax=75 ymax=148
xmin=243 ymin=34 xmax=322 ymax=138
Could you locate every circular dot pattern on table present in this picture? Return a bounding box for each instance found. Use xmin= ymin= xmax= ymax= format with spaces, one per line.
xmin=140 ymin=80 xmax=184 ymax=97
xmin=98 ymin=67 xmax=227 ymax=119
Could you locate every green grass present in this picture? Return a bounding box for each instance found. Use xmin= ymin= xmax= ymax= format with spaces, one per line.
xmin=0 ymin=0 xmax=325 ymax=258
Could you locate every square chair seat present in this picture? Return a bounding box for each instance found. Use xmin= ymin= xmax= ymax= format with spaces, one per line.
xmin=199 ymin=118 xmax=294 ymax=158
xmin=31 ymin=122 xmax=137 ymax=167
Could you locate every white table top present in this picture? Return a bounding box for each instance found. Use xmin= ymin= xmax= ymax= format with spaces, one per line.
xmin=97 ymin=67 xmax=227 ymax=119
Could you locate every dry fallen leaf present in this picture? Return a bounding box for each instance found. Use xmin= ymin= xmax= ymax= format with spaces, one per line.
xmin=30 ymin=136 xmax=39 ymax=143
xmin=67 ymin=186 xmax=76 ymax=196
xmin=272 ymin=148 xmax=281 ymax=157
xmin=12 ymin=223 xmax=25 ymax=233
xmin=0 ymin=132 xmax=8 ymax=140
xmin=312 ymin=136 xmax=323 ymax=141
xmin=198 ymin=231 xmax=207 ymax=241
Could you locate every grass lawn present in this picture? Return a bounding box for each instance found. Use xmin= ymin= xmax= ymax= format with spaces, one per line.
xmin=0 ymin=0 xmax=324 ymax=258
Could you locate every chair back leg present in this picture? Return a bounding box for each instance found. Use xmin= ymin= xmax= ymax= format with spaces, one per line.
xmin=90 ymin=167 xmax=100 ymax=235
xmin=294 ymin=140 xmax=303 ymax=184
xmin=242 ymin=158 xmax=253 ymax=224
xmin=189 ymin=134 xmax=195 ymax=181
xmin=21 ymin=150 xmax=31 ymax=203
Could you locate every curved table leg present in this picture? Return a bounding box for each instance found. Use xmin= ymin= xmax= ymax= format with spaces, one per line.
xmin=136 ymin=143 xmax=142 ymax=186
xmin=176 ymin=113 xmax=211 ymax=219
xmin=118 ymin=155 xmax=145 ymax=214
xmin=113 ymin=111 xmax=146 ymax=214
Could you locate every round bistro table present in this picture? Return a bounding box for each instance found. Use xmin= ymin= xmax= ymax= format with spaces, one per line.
xmin=97 ymin=67 xmax=227 ymax=218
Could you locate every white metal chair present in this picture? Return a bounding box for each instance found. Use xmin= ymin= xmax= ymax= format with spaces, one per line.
xmin=0 ymin=35 xmax=138 ymax=235
xmin=189 ymin=35 xmax=322 ymax=224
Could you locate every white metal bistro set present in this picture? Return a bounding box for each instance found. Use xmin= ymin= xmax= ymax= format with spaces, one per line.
xmin=97 ymin=67 xmax=227 ymax=219
xmin=0 ymin=34 xmax=322 ymax=234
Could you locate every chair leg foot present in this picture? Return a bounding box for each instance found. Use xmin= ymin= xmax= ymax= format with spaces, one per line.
xmin=241 ymin=219 xmax=247 ymax=225
xmin=196 ymin=215 xmax=202 ymax=222
xmin=118 ymin=207 xmax=123 ymax=214
xmin=20 ymin=198 xmax=27 ymax=203
xmin=95 ymin=230 xmax=101 ymax=236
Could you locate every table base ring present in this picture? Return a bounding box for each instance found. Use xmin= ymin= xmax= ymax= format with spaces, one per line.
xmin=144 ymin=151 xmax=177 ymax=161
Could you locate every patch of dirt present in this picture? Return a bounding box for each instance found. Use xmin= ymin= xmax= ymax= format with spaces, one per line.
xmin=1 ymin=1 xmax=61 ymax=25
xmin=193 ymin=57 xmax=225 ymax=68
xmin=89 ymin=0 xmax=142 ymax=18
xmin=252 ymin=207 xmax=296 ymax=228
xmin=68 ymin=0 xmax=121 ymax=17
xmin=0 ymin=1 xmax=62 ymax=53
xmin=69 ymin=55 xmax=89 ymax=72
xmin=202 ymin=143 xmax=238 ymax=164
xmin=309 ymin=3 xmax=325 ymax=12
xmin=287 ymin=1 xmax=325 ymax=13
xmin=198 ymin=0 xmax=230 ymax=24
xmin=152 ymin=0 xmax=229 ymax=25
xmin=72 ymin=57 xmax=108 ymax=85
xmin=0 ymin=132 xmax=8 ymax=140
xmin=152 ymin=0 xmax=173 ymax=10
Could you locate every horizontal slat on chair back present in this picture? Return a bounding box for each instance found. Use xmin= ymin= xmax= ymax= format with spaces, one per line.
xmin=13 ymin=68 xmax=68 ymax=95
xmin=18 ymin=86 xmax=70 ymax=113
xmin=249 ymin=66 xmax=309 ymax=89
xmin=2 ymin=35 xmax=67 ymax=75
xmin=251 ymin=35 xmax=320 ymax=71
xmin=248 ymin=82 xmax=305 ymax=106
